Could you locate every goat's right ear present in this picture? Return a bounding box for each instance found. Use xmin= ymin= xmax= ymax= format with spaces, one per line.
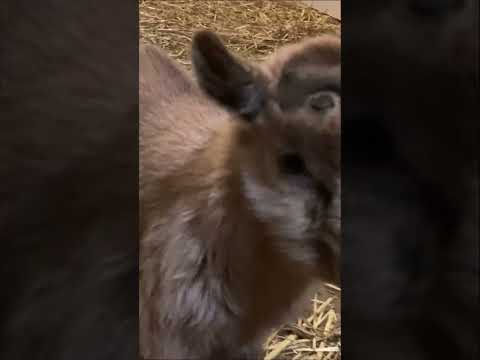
xmin=192 ymin=31 xmax=266 ymax=122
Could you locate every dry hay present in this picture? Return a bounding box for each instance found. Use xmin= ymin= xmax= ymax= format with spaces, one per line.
xmin=264 ymin=283 xmax=341 ymax=360
xmin=139 ymin=1 xmax=341 ymax=359
xmin=140 ymin=0 xmax=340 ymax=68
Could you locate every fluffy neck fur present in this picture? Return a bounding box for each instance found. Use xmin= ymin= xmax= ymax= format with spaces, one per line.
xmin=139 ymin=119 xmax=318 ymax=358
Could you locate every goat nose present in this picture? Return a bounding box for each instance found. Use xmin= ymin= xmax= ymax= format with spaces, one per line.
xmin=309 ymin=93 xmax=335 ymax=112
xmin=408 ymin=0 xmax=465 ymax=17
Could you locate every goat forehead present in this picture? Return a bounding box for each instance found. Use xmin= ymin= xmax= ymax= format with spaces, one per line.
xmin=259 ymin=35 xmax=340 ymax=84
xmin=284 ymin=44 xmax=341 ymax=70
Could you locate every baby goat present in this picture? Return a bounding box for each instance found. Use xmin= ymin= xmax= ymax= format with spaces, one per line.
xmin=139 ymin=31 xmax=341 ymax=359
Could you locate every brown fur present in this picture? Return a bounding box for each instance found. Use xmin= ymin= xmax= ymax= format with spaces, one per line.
xmin=139 ymin=33 xmax=340 ymax=359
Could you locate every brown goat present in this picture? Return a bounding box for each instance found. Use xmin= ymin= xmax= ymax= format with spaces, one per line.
xmin=139 ymin=31 xmax=341 ymax=359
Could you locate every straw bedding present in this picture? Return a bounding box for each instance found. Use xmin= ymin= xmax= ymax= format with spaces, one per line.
xmin=140 ymin=1 xmax=341 ymax=358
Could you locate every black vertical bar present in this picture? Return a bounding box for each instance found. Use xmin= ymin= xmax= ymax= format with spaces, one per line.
xmin=0 ymin=1 xmax=139 ymax=359
xmin=341 ymin=0 xmax=479 ymax=359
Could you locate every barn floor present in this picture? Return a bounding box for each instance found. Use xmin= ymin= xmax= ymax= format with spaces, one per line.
xmin=140 ymin=1 xmax=341 ymax=358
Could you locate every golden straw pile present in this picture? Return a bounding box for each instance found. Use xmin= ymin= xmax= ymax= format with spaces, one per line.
xmin=139 ymin=1 xmax=341 ymax=359
xmin=263 ymin=283 xmax=341 ymax=360
xmin=140 ymin=0 xmax=340 ymax=67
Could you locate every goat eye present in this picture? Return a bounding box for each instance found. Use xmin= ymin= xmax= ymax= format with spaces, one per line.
xmin=279 ymin=153 xmax=307 ymax=175
xmin=309 ymin=92 xmax=335 ymax=112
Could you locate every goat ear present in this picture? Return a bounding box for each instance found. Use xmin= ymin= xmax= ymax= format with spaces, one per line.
xmin=192 ymin=31 xmax=266 ymax=121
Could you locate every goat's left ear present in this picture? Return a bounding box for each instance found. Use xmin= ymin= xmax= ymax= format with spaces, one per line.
xmin=192 ymin=31 xmax=266 ymax=121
